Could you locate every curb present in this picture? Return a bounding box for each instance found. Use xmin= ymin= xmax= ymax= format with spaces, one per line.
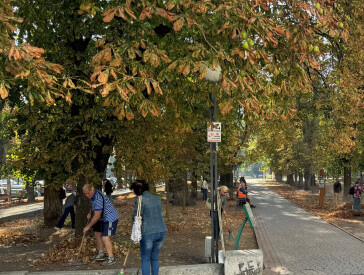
xmin=1 ymin=263 xmax=223 ymax=275
xmin=0 ymin=209 xmax=44 ymax=224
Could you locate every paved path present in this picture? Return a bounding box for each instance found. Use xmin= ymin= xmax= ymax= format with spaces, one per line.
xmin=0 ymin=189 xmax=131 ymax=223
xmin=250 ymin=179 xmax=364 ymax=275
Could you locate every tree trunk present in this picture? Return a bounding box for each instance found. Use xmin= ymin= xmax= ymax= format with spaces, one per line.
xmin=287 ymin=174 xmax=294 ymax=186
xmin=169 ymin=176 xmax=195 ymax=207
xmin=275 ymin=173 xmax=283 ymax=182
xmin=75 ymin=177 xmax=91 ymax=237
xmin=304 ymin=171 xmax=311 ymax=190
xmin=191 ymin=171 xmax=198 ymax=199
xmin=7 ymin=177 xmax=12 ymax=202
xmin=220 ymin=169 xmax=234 ymax=199
xmin=26 ymin=182 xmax=36 ymax=203
xmin=294 ymin=173 xmax=298 ymax=187
xmin=298 ymin=173 xmax=304 ymax=189
xmin=44 ymin=183 xmax=63 ymax=227
xmin=165 ymin=181 xmax=170 ymax=221
xmin=311 ymin=174 xmax=316 ymax=186
xmin=343 ymin=166 xmax=352 ymax=202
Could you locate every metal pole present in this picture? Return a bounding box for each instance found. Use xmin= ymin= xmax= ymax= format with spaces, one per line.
xmin=209 ymin=92 xmax=215 ymax=262
xmin=209 ymin=92 xmax=219 ymax=263
xmin=215 ymin=143 xmax=218 ymax=261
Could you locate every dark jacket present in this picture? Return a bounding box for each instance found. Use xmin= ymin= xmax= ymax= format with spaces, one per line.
xmin=64 ymin=193 xmax=76 ymax=209
xmin=333 ymin=181 xmax=342 ymax=193
xmin=104 ymin=180 xmax=113 ymax=195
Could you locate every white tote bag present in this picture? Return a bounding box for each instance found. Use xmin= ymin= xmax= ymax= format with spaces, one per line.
xmin=131 ymin=196 xmax=142 ymax=243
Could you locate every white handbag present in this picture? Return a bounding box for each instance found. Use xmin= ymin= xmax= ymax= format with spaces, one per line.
xmin=131 ymin=196 xmax=142 ymax=243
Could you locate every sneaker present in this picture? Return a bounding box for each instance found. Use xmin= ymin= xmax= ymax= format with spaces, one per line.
xmin=101 ymin=257 xmax=115 ymax=266
xmin=90 ymin=253 xmax=106 ymax=261
xmin=54 ymin=227 xmax=60 ymax=231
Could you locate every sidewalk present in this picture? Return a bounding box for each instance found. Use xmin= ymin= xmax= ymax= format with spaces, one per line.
xmin=250 ymin=179 xmax=364 ymax=275
xmin=0 ymin=202 xmax=44 ymax=223
xmin=0 ymin=189 xmax=130 ymax=224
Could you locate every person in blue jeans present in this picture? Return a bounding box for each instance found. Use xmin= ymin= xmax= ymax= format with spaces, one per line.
xmin=131 ymin=180 xmax=167 ymax=275
xmin=55 ymin=191 xmax=76 ymax=230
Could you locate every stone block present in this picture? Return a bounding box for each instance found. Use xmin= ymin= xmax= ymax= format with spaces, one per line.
xmin=224 ymin=249 xmax=263 ymax=275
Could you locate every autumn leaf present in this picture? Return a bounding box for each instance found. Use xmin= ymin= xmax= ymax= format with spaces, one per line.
xmin=0 ymin=84 xmax=9 ymax=99
xmin=126 ymin=83 xmax=136 ymax=94
xmin=173 ymin=17 xmax=184 ymax=32
xmin=145 ymin=80 xmax=152 ymax=95
xmin=98 ymin=72 xmax=109 ymax=84
xmin=219 ymin=99 xmax=234 ymax=115
xmin=103 ymin=8 xmax=116 ymax=22
xmin=166 ymin=2 xmax=175 ymax=10
xmin=151 ymin=81 xmax=163 ymax=95
xmin=126 ymin=112 xmax=134 ymax=120
xmin=150 ymin=53 xmax=160 ymax=67
xmin=65 ymin=92 xmax=72 ymax=104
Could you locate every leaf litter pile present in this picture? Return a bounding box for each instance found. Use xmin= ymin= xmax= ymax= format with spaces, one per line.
xmin=0 ymin=192 xmax=257 ymax=271
xmin=264 ymin=181 xmax=363 ymax=220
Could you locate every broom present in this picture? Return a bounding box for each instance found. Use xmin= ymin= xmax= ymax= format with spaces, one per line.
xmin=117 ymin=249 xmax=130 ymax=275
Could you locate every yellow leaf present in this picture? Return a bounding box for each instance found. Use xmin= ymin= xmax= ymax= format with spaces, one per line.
xmin=110 ymin=69 xmax=117 ymax=80
xmin=182 ymin=64 xmax=190 ymax=75
xmin=145 ymin=81 xmax=152 ymax=95
xmin=126 ymin=83 xmax=137 ymax=94
xmin=0 ymin=84 xmax=9 ymax=99
xmin=166 ymin=2 xmax=175 ymax=10
xmin=126 ymin=112 xmax=134 ymax=120
xmin=65 ymin=92 xmax=72 ymax=104
xmin=151 ymin=81 xmax=163 ymax=95
xmin=45 ymin=91 xmax=55 ymax=105
xmin=98 ymin=72 xmax=109 ymax=84
xmin=68 ymin=79 xmax=76 ymax=88
xmin=125 ymin=6 xmax=137 ymax=19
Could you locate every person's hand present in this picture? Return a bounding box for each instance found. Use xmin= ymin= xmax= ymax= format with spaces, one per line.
xmin=83 ymin=226 xmax=90 ymax=234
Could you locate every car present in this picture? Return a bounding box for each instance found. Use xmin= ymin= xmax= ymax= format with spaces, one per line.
xmin=11 ymin=185 xmax=27 ymax=199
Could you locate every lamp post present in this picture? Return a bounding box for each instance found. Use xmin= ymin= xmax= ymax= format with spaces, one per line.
xmin=204 ymin=65 xmax=221 ymax=263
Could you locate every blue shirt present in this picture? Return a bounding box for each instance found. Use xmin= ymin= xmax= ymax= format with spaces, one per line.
xmin=91 ymin=190 xmax=119 ymax=222
xmin=132 ymin=191 xmax=167 ymax=235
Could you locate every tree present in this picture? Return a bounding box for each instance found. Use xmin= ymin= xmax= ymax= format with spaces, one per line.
xmin=1 ymin=0 xmax=351 ymax=232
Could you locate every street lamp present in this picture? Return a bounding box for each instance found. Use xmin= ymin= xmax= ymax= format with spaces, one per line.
xmin=204 ymin=64 xmax=221 ymax=263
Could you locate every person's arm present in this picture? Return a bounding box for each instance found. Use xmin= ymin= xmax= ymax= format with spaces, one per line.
xmin=84 ymin=210 xmax=102 ymax=233
xmin=239 ymin=186 xmax=248 ymax=194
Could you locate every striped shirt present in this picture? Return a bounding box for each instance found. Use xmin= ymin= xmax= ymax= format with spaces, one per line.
xmin=91 ymin=190 xmax=119 ymax=222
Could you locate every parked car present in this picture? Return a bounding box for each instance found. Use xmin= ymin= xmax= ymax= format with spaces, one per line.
xmin=11 ymin=185 xmax=27 ymax=199
xmin=0 ymin=188 xmax=7 ymax=201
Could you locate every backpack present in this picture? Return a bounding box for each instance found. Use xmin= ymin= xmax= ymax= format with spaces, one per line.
xmin=348 ymin=186 xmax=355 ymax=195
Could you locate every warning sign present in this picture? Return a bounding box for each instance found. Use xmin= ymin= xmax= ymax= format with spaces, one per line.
xmin=207 ymin=122 xmax=221 ymax=142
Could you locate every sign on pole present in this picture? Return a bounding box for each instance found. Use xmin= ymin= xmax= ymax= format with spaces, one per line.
xmin=207 ymin=122 xmax=221 ymax=142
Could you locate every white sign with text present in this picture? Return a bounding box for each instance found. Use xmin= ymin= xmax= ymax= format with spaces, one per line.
xmin=207 ymin=122 xmax=221 ymax=142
